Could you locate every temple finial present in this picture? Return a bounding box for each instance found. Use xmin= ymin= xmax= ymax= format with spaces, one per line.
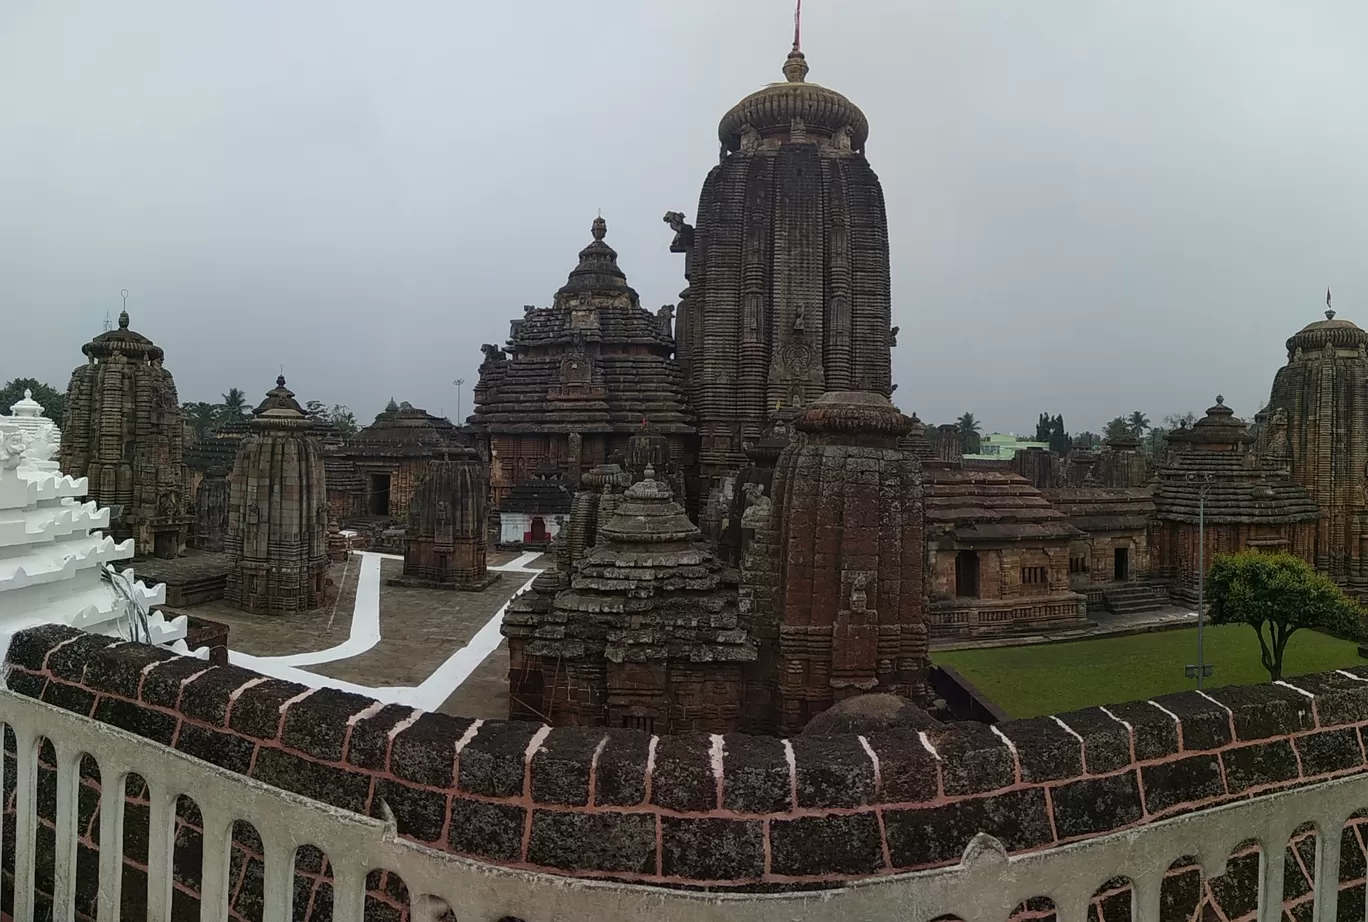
xmin=1327 ymin=286 xmax=1335 ymax=320
xmin=118 ymin=288 xmax=130 ymax=329
xmin=782 ymin=0 xmax=808 ymax=82
xmin=592 ymin=215 xmax=607 ymax=241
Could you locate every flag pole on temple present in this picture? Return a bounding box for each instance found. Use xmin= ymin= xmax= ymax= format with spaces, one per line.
xmin=793 ymin=0 xmax=802 ymax=51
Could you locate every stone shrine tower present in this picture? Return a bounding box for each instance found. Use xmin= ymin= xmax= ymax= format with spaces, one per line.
xmin=1264 ymin=301 xmax=1368 ymax=589
xmin=224 ymin=377 xmax=329 ymax=615
xmin=668 ymin=39 xmax=894 ymax=507
xmin=748 ymin=391 xmax=927 ymax=735
xmin=392 ymin=450 xmax=498 ymax=591
xmin=472 ymin=218 xmax=693 ymax=511
xmin=60 ymin=310 xmax=188 ymax=558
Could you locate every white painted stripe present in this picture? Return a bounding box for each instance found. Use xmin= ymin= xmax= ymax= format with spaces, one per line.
xmin=405 ymin=572 xmax=541 ymax=711
xmin=274 ymin=553 xmax=383 ymax=667
xmin=918 ymin=731 xmax=940 ymax=760
xmin=1275 ymin=680 xmax=1316 ymax=700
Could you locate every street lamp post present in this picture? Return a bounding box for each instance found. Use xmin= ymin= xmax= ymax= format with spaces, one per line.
xmin=452 ymin=378 xmax=465 ymax=424
xmin=1185 ymin=471 xmax=1216 ymax=688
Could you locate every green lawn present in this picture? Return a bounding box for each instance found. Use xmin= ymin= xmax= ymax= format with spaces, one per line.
xmin=936 ymin=624 xmax=1366 ymax=719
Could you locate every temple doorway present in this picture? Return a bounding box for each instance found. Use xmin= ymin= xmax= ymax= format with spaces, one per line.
xmin=1113 ymin=547 xmax=1130 ymax=581
xmin=153 ymin=531 xmax=178 ymax=559
xmin=529 ymin=517 xmax=548 ymax=543
xmin=955 ymin=550 xmax=980 ymax=598
xmin=368 ymin=474 xmax=391 ymax=516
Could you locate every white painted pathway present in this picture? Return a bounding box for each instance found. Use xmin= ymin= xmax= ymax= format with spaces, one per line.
xmin=227 ymin=551 xmax=545 ymax=710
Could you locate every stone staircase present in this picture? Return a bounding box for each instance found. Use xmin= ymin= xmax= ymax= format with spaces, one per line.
xmin=1101 ymin=581 xmax=1170 ymax=615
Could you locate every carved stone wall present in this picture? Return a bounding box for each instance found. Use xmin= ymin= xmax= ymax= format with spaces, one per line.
xmin=224 ymin=377 xmax=329 ymax=615
xmin=59 ymin=311 xmax=188 ymax=558
xmin=394 ymin=453 xmax=498 ymax=590
xmin=751 ymin=391 xmax=927 ymax=735
xmin=193 ymin=469 xmax=230 ymax=552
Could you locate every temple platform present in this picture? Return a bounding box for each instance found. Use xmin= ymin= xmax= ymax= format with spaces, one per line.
xmin=134 ymin=550 xmax=232 ymax=607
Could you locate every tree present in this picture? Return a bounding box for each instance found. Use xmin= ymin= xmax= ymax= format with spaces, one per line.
xmin=1127 ymin=410 xmax=1151 ymax=439
xmin=304 ymin=399 xmax=327 ymax=422
xmin=1073 ymin=431 xmax=1101 ymax=450
xmin=1104 ymin=416 xmax=1130 ymax=441
xmin=181 ymin=401 xmax=221 ymax=441
xmin=956 ymin=412 xmax=982 ymax=454
xmin=219 ymin=388 xmax=250 ymax=423
xmin=0 ymin=378 xmax=66 ymax=429
xmin=1163 ymin=412 xmax=1197 ymax=430
xmin=1208 ymin=551 xmax=1363 ymax=681
xmin=328 ymin=405 xmax=358 ymax=435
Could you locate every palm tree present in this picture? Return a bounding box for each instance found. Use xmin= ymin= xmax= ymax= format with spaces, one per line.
xmin=1126 ymin=410 xmax=1151 ymax=439
xmin=956 ymin=412 xmax=982 ymax=454
xmin=220 ymin=388 xmax=250 ymax=422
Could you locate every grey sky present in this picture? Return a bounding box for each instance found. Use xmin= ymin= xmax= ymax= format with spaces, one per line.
xmin=2 ymin=1 xmax=1364 ymax=436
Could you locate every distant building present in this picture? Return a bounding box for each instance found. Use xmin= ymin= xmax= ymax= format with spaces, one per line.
xmin=964 ymin=433 xmax=1049 ymax=462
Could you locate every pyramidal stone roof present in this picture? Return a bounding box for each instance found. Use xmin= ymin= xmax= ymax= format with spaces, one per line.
xmin=508 ymin=472 xmax=753 ymax=664
xmin=471 ymin=217 xmax=693 ymax=436
xmin=923 ymin=465 xmax=1083 ymax=543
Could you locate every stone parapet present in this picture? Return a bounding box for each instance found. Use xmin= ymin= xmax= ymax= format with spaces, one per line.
xmin=11 ymin=623 xmax=1368 ymax=895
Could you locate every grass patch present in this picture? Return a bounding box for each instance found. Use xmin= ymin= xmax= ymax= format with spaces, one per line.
xmin=936 ymin=624 xmax=1365 ymax=719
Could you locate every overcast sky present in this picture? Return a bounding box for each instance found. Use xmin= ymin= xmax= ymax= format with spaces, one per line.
xmin=3 ymin=1 xmax=1364 ymax=436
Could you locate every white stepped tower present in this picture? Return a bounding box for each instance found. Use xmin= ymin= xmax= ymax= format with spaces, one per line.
xmin=0 ymin=390 xmax=188 ymax=659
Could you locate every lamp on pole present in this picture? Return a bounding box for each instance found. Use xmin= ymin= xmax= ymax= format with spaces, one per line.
xmin=452 ymin=378 xmax=465 ymax=424
xmin=1184 ymin=470 xmax=1216 ymax=688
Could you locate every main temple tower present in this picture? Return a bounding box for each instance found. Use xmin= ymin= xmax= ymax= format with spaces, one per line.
xmin=1263 ymin=298 xmax=1368 ymax=589
xmin=668 ymin=28 xmax=894 ymax=512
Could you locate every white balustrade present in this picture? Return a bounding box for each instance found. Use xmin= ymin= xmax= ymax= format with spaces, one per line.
xmin=3 ymin=686 xmax=1368 ymax=922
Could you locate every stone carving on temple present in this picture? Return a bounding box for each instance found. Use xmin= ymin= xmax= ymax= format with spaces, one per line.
xmin=389 ymin=449 xmax=499 ymax=591
xmin=670 ymin=41 xmax=893 ymax=529
xmin=193 ymin=467 xmax=230 ymax=552
xmin=224 ymin=377 xmax=330 ymax=615
xmin=60 ymin=309 xmax=189 ymax=559
xmin=471 ymin=217 xmax=695 ymax=516
xmin=719 ymin=406 xmax=798 ymax=568
xmin=1264 ymin=302 xmax=1368 ymax=589
xmin=1152 ymin=397 xmax=1321 ymax=603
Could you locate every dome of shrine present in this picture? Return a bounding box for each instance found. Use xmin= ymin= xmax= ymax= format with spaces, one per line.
xmin=250 ymin=376 xmax=313 ymax=428
xmin=346 ymin=402 xmax=462 ymax=457
xmin=554 ymin=217 xmax=632 ymax=302
xmin=1286 ymin=308 xmax=1368 ymax=357
xmin=82 ymin=311 xmax=164 ymax=362
xmin=718 ymin=50 xmax=870 ymax=153
xmin=795 ymin=390 xmax=913 ymax=441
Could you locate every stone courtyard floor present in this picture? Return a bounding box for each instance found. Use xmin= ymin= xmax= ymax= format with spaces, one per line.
xmin=175 ymin=548 xmax=544 ymax=718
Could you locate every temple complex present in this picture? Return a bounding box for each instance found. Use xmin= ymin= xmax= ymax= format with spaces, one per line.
xmin=1153 ymin=397 xmax=1321 ymax=603
xmin=391 ymin=449 xmax=498 ymax=590
xmin=471 ymin=217 xmax=694 ymax=511
xmin=1263 ymin=302 xmax=1368 ymax=591
xmin=1043 ymin=486 xmax=1157 ymax=610
xmin=223 ymin=377 xmax=330 ymax=615
xmin=342 ymin=400 xmax=463 ymax=520
xmin=183 ymin=414 xmax=248 ymax=510
xmin=59 ymin=310 xmax=189 ymax=558
xmin=922 ymin=461 xmax=1087 ymax=638
xmin=668 ymin=40 xmax=894 ymax=520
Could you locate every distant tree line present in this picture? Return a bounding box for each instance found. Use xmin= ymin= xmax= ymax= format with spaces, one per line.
xmin=182 ymin=387 xmax=357 ymax=440
xmin=0 ymin=378 xmax=65 ymax=428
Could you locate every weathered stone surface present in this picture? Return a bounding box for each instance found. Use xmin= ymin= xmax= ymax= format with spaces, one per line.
xmin=661 ymin=818 xmax=765 ymax=881
xmin=885 ymin=788 xmax=1054 ymax=868
xmin=1141 ymin=755 xmax=1225 ymax=812
xmin=769 ymin=814 xmax=884 ymax=877
xmin=527 ymin=811 xmax=656 ymax=875
xmin=223 ymin=377 xmax=329 ymax=615
xmin=1051 ymin=774 xmax=1144 ymax=838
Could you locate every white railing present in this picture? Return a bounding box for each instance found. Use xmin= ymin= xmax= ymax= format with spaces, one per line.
xmin=5 ymin=685 xmax=1368 ymax=922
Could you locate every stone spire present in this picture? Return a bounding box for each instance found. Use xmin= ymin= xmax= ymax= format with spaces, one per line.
xmin=224 ymin=376 xmax=329 ymax=614
xmin=392 ymin=447 xmax=499 ymax=591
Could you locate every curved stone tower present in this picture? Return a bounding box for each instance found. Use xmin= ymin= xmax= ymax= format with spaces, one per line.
xmin=503 ymin=472 xmax=753 ymax=733
xmin=60 ymin=310 xmax=187 ymax=558
xmin=670 ymin=43 xmax=893 ymax=505
xmin=394 ymin=451 xmax=498 ymax=590
xmin=752 ymin=391 xmax=927 ymax=735
xmin=1265 ymin=304 xmax=1368 ymax=588
xmin=224 ymin=377 xmax=329 ymax=614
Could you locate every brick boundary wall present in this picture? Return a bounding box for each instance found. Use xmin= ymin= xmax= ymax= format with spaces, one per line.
xmin=9 ymin=625 xmax=1368 ymax=915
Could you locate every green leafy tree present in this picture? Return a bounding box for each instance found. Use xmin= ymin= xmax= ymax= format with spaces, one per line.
xmin=1104 ymin=416 xmax=1130 ymax=441
xmin=328 ymin=405 xmax=358 ymax=435
xmin=1208 ymin=551 xmax=1363 ymax=681
xmin=1163 ymin=412 xmax=1197 ymax=430
xmin=0 ymin=378 xmax=66 ymax=429
xmin=1073 ymin=431 xmax=1101 ymax=450
xmin=1127 ymin=410 xmax=1151 ymax=439
xmin=181 ymin=401 xmax=221 ymax=440
xmin=956 ymin=412 xmax=982 ymax=454
xmin=304 ymin=399 xmax=327 ymax=422
xmin=219 ymin=388 xmax=250 ymax=423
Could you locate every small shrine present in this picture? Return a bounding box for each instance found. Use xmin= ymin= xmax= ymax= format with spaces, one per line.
xmin=390 ymin=450 xmax=499 ymax=591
